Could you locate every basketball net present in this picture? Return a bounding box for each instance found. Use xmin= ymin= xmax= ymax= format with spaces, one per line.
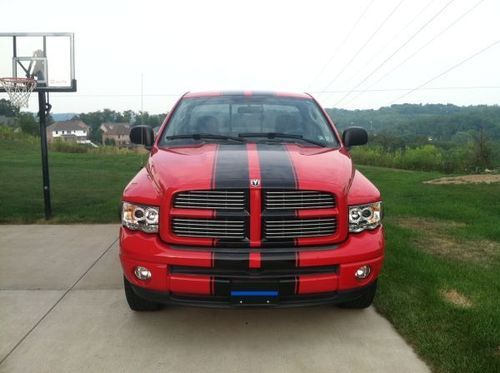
xmin=0 ymin=77 xmax=37 ymax=108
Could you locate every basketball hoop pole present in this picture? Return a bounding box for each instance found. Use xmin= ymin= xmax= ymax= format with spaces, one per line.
xmin=1 ymin=32 xmax=77 ymax=219
xmin=38 ymin=91 xmax=52 ymax=219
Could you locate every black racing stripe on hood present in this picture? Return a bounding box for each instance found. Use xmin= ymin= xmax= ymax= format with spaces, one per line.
xmin=256 ymin=143 xmax=297 ymax=189
xmin=213 ymin=144 xmax=250 ymax=189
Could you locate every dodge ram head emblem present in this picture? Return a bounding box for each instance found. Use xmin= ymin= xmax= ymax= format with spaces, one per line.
xmin=250 ymin=179 xmax=261 ymax=187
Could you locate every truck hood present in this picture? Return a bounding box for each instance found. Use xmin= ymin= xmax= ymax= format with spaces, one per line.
xmin=147 ymin=143 xmax=354 ymax=195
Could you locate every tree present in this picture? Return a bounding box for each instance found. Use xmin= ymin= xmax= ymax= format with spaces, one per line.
xmin=123 ymin=110 xmax=135 ymax=123
xmin=135 ymin=111 xmax=167 ymax=127
xmin=0 ymin=99 xmax=20 ymax=117
xmin=18 ymin=113 xmax=39 ymax=136
xmin=472 ymin=127 xmax=493 ymax=170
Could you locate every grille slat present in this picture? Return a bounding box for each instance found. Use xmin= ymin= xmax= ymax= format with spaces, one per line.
xmin=173 ymin=226 xmax=244 ymax=232
xmin=264 ymin=218 xmax=337 ymax=239
xmin=172 ymin=218 xmax=245 ymax=239
xmin=266 ymin=225 xmax=335 ymax=232
xmin=176 ymin=198 xmax=244 ymax=202
xmin=264 ymin=218 xmax=335 ymax=225
xmin=264 ymin=190 xmax=335 ymax=210
xmin=174 ymin=190 xmax=246 ymax=210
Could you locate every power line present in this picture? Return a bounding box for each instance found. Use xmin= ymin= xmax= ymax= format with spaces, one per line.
xmin=333 ymin=0 xmax=456 ymax=106
xmin=312 ymin=86 xmax=500 ymax=94
xmin=343 ymin=0 xmax=485 ymax=106
xmin=47 ymin=93 xmax=181 ymax=97
xmin=388 ymin=40 xmax=500 ymax=104
xmin=305 ymin=0 xmax=375 ymax=90
xmin=317 ymin=0 xmax=405 ymax=96
xmin=341 ymin=0 xmax=434 ymax=87
xmin=25 ymin=85 xmax=500 ymax=99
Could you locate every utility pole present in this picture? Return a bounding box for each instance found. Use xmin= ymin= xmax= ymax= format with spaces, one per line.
xmin=140 ymin=73 xmax=144 ymax=113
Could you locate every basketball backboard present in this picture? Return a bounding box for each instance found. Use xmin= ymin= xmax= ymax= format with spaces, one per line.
xmin=0 ymin=32 xmax=76 ymax=92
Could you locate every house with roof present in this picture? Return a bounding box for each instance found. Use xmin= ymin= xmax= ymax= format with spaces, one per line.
xmin=100 ymin=122 xmax=131 ymax=146
xmin=47 ymin=120 xmax=90 ymax=142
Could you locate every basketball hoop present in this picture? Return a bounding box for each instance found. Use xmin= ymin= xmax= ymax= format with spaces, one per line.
xmin=0 ymin=77 xmax=37 ymax=108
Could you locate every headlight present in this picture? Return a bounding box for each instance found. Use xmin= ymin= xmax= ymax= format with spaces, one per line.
xmin=122 ymin=202 xmax=159 ymax=233
xmin=349 ymin=201 xmax=382 ymax=233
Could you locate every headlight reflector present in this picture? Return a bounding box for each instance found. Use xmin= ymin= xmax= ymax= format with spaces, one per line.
xmin=122 ymin=202 xmax=159 ymax=233
xmin=349 ymin=201 xmax=382 ymax=233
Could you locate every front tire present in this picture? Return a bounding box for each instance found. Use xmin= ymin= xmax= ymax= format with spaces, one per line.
xmin=123 ymin=277 xmax=163 ymax=311
xmin=338 ymin=280 xmax=377 ymax=309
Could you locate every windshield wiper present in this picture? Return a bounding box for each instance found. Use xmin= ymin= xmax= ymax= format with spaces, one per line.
xmin=238 ymin=132 xmax=326 ymax=147
xmin=166 ymin=133 xmax=246 ymax=143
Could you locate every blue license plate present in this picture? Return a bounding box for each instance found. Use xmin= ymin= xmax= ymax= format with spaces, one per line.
xmin=231 ymin=290 xmax=279 ymax=297
xmin=231 ymin=290 xmax=279 ymax=305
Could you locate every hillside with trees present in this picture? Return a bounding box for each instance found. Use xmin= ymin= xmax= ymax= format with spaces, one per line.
xmin=1 ymin=99 xmax=499 ymax=172
xmin=326 ymin=104 xmax=500 ymax=172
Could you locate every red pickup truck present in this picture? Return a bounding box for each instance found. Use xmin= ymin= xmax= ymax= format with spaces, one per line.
xmin=120 ymin=91 xmax=383 ymax=311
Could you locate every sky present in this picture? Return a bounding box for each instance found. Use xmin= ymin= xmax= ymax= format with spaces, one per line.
xmin=0 ymin=0 xmax=499 ymax=114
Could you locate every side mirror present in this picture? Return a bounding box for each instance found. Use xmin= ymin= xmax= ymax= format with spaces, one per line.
xmin=130 ymin=125 xmax=155 ymax=149
xmin=342 ymin=127 xmax=368 ymax=148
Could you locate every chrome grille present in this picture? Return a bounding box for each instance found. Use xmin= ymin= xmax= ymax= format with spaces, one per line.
xmin=264 ymin=218 xmax=337 ymax=239
xmin=264 ymin=191 xmax=335 ymax=210
xmin=172 ymin=218 xmax=245 ymax=239
xmin=174 ymin=190 xmax=245 ymax=210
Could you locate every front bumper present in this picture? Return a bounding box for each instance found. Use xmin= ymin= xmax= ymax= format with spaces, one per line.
xmin=120 ymin=226 xmax=384 ymax=307
xmin=130 ymin=280 xmax=378 ymax=308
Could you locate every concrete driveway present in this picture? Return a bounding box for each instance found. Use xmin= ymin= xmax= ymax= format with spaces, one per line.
xmin=0 ymin=225 xmax=429 ymax=372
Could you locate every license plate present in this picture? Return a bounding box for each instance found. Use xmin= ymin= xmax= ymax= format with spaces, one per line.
xmin=230 ymin=290 xmax=279 ymax=305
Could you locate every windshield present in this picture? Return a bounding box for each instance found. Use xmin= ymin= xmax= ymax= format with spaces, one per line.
xmin=159 ymin=96 xmax=339 ymax=147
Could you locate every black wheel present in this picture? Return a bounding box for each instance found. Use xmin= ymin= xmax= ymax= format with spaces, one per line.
xmin=123 ymin=276 xmax=163 ymax=311
xmin=338 ymin=280 xmax=377 ymax=309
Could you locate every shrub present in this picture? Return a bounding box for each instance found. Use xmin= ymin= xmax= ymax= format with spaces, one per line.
xmin=352 ymin=145 xmax=458 ymax=172
xmin=18 ymin=113 xmax=39 ymax=137
xmin=49 ymin=140 xmax=89 ymax=153
xmin=90 ymin=145 xmax=136 ymax=155
xmin=350 ymin=144 xmax=492 ymax=174
xmin=48 ymin=140 xmax=142 ymax=155
xmin=400 ymin=145 xmax=443 ymax=171
xmin=0 ymin=126 xmax=37 ymax=143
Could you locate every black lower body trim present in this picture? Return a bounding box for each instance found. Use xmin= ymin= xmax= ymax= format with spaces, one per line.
xmin=169 ymin=265 xmax=339 ymax=277
xmin=168 ymin=244 xmax=340 ymax=253
xmin=129 ymin=281 xmax=377 ymax=308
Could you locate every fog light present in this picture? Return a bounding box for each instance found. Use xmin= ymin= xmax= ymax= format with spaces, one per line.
xmin=355 ymin=265 xmax=371 ymax=280
xmin=134 ymin=266 xmax=152 ymax=280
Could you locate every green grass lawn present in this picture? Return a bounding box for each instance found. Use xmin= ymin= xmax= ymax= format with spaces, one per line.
xmin=1 ymin=139 xmax=499 ymax=371
xmin=359 ymin=165 xmax=500 ymax=373
xmin=0 ymin=138 xmax=145 ymax=223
